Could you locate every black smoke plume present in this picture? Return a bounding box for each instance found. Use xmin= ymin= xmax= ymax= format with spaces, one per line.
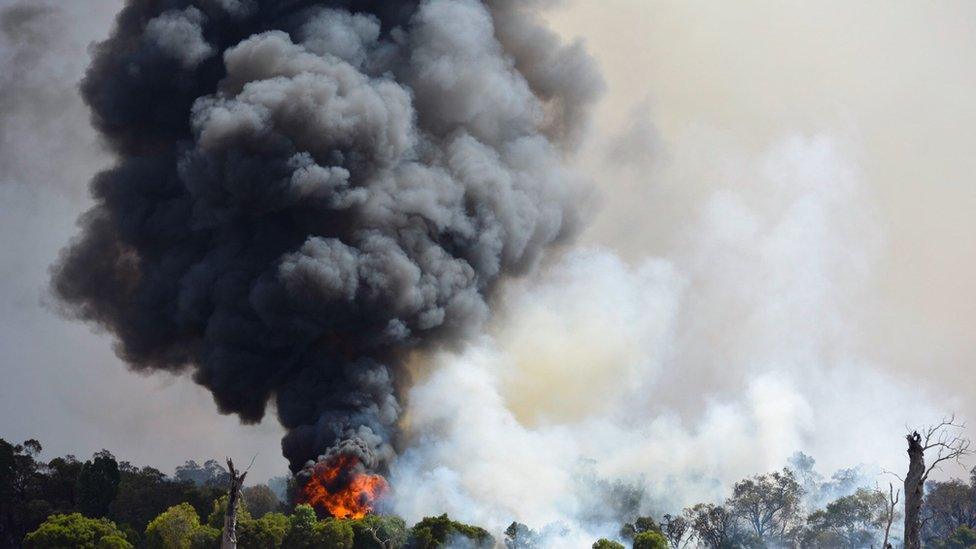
xmin=52 ymin=0 xmax=601 ymax=474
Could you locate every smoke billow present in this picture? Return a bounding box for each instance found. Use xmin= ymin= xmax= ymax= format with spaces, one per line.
xmin=52 ymin=0 xmax=601 ymax=475
xmin=388 ymin=135 xmax=945 ymax=543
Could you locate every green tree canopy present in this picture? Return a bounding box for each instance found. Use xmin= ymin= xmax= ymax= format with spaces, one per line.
xmin=591 ymin=539 xmax=624 ymax=549
xmin=315 ymin=518 xmax=354 ymax=549
xmin=243 ymin=484 xmax=280 ymax=519
xmin=24 ymin=512 xmax=131 ymax=549
xmin=349 ymin=514 xmax=408 ymax=549
xmin=77 ymin=451 xmax=121 ymax=518
xmin=207 ymin=494 xmax=250 ymax=529
xmin=407 ymin=514 xmax=494 ymax=548
xmin=801 ymin=488 xmax=887 ymax=548
xmin=238 ymin=512 xmax=290 ymax=549
xmin=922 ymin=470 xmax=976 ymax=544
xmin=620 ymin=516 xmax=661 ymax=541
xmin=931 ymin=525 xmax=976 ymax=549
xmin=0 ymin=438 xmax=49 ymax=546
xmin=107 ymin=463 xmax=219 ymax=541
xmin=97 ymin=535 xmax=134 ymax=549
xmin=281 ymin=504 xmax=319 ymax=549
xmin=145 ymin=503 xmax=201 ymax=549
xmin=187 ymin=525 xmax=221 ymax=549
xmin=728 ymin=468 xmax=803 ymax=544
xmin=633 ymin=530 xmax=668 ymax=549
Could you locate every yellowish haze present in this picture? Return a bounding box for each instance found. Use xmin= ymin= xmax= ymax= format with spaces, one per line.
xmin=543 ymin=0 xmax=976 ymax=417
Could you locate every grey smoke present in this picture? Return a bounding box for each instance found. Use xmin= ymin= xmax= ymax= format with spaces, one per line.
xmin=52 ymin=0 xmax=601 ymax=474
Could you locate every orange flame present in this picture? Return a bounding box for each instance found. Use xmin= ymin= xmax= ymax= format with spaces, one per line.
xmin=299 ymin=454 xmax=389 ymax=519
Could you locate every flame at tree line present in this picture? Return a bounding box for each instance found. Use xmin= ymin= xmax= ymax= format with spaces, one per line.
xmin=299 ymin=454 xmax=390 ymax=519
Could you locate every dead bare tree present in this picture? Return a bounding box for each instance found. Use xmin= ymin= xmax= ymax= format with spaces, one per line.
xmin=221 ymin=458 xmax=248 ymax=549
xmin=901 ymin=416 xmax=972 ymax=549
xmin=880 ymin=482 xmax=900 ymax=549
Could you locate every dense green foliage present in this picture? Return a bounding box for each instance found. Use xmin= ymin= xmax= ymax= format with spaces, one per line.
xmin=5 ymin=437 xmax=976 ymax=548
xmin=239 ymin=512 xmax=290 ymax=548
xmin=801 ymin=488 xmax=888 ymax=548
xmin=23 ymin=513 xmax=131 ymax=549
xmin=0 ymin=438 xmax=235 ymax=546
xmin=620 ymin=516 xmax=661 ymax=541
xmin=931 ymin=526 xmax=976 ymax=549
xmin=632 ymin=530 xmax=668 ymax=549
xmin=405 ymin=514 xmax=494 ymax=548
xmin=187 ymin=525 xmax=220 ymax=549
xmin=350 ymin=514 xmax=408 ymax=548
xmin=77 ymin=451 xmax=121 ymax=518
xmin=922 ymin=472 xmax=976 ymax=546
xmin=242 ymin=485 xmax=280 ymax=519
xmin=144 ymin=503 xmax=203 ymax=549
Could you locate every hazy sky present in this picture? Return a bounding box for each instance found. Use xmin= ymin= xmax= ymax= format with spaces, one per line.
xmin=2 ymin=0 xmax=975 ymax=487
xmin=547 ymin=0 xmax=976 ymax=415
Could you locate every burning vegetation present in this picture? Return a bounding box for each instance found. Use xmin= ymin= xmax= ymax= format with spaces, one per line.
xmin=299 ymin=454 xmax=389 ymax=519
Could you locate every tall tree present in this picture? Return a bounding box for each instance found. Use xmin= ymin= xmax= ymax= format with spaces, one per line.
xmin=728 ymin=468 xmax=803 ymax=544
xmin=176 ymin=460 xmax=230 ymax=487
xmin=145 ymin=503 xmax=202 ymax=549
xmin=660 ymin=513 xmax=690 ymax=549
xmin=0 ymin=439 xmax=45 ymax=546
xmin=76 ymin=450 xmax=120 ymax=518
xmin=684 ymin=503 xmax=746 ymax=549
xmin=242 ymin=484 xmax=279 ymax=519
xmin=802 ymin=488 xmax=888 ymax=548
xmin=921 ymin=468 xmax=976 ymax=544
xmin=902 ymin=417 xmax=972 ymax=549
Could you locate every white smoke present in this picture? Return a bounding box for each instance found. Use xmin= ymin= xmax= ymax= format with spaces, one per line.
xmin=390 ymin=134 xmax=948 ymax=545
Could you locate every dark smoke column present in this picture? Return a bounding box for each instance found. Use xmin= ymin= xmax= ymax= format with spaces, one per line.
xmin=52 ymin=0 xmax=601 ymax=477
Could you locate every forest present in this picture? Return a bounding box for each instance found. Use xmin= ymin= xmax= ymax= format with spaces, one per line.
xmin=2 ymin=434 xmax=975 ymax=548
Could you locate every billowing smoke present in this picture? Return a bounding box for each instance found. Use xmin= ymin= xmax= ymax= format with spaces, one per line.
xmin=388 ymin=135 xmax=946 ymax=544
xmin=52 ymin=0 xmax=601 ymax=477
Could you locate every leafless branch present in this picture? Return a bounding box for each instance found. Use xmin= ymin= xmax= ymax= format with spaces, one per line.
xmin=881 ymin=468 xmax=905 ymax=483
xmin=918 ymin=415 xmax=972 ymax=482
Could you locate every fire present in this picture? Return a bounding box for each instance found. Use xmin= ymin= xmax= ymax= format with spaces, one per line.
xmin=299 ymin=454 xmax=389 ymax=519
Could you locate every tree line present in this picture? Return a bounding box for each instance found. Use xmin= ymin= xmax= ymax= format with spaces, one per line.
xmin=3 ymin=435 xmax=976 ymax=548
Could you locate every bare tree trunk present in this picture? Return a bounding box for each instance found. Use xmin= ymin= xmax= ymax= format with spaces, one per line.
xmin=900 ymin=417 xmax=973 ymax=549
xmin=904 ymin=433 xmax=924 ymax=549
xmin=882 ymin=482 xmax=899 ymax=549
xmin=221 ymin=458 xmax=247 ymax=549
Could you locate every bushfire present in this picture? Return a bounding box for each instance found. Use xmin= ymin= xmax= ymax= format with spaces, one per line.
xmin=299 ymin=454 xmax=389 ymax=519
